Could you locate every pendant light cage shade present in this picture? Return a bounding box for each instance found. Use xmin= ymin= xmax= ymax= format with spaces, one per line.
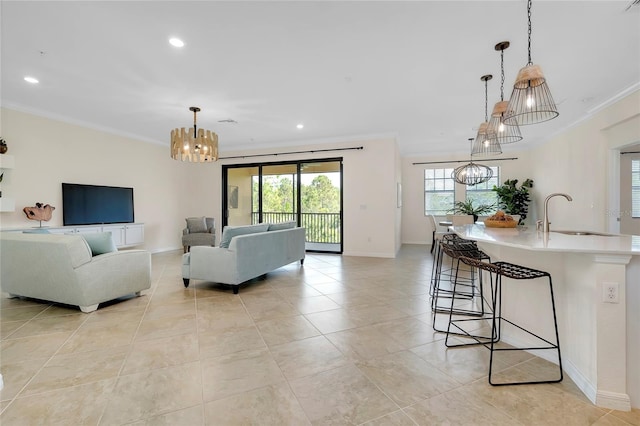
xmin=488 ymin=101 xmax=523 ymax=144
xmin=171 ymin=107 xmax=219 ymax=163
xmin=452 ymin=161 xmax=494 ymax=186
xmin=473 ymin=74 xmax=502 ymax=157
xmin=503 ymin=64 xmax=559 ymax=126
xmin=472 ymin=122 xmax=502 ymax=156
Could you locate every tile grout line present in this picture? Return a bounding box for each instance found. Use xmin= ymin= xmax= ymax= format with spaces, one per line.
xmin=95 ymin=259 xmax=166 ymax=425
xmin=0 ymin=304 xmax=94 ymax=414
xmin=237 ymin=270 xmax=316 ymax=425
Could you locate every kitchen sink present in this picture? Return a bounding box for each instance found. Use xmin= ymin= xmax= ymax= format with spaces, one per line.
xmin=552 ymin=230 xmax=615 ymax=236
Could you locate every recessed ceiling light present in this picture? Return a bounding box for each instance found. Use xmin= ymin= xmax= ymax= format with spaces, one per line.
xmin=296 ymin=124 xmax=304 ymax=129
xmin=24 ymin=76 xmax=39 ymax=84
xmin=169 ymin=38 xmax=184 ymax=48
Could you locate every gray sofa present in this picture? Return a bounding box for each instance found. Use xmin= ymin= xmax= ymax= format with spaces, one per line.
xmin=182 ymin=224 xmax=305 ymax=294
xmin=0 ymin=232 xmax=151 ymax=312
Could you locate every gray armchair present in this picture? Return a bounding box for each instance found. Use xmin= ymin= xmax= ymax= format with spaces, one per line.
xmin=182 ymin=217 xmax=216 ymax=253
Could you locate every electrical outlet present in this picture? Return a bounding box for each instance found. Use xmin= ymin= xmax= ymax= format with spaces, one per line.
xmin=602 ymin=282 xmax=619 ymax=304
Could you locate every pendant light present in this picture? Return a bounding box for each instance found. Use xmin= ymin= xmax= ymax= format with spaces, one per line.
xmin=452 ymin=138 xmax=494 ymax=186
xmin=472 ymin=75 xmax=502 ymax=156
xmin=503 ymin=0 xmax=559 ymax=126
xmin=487 ymin=41 xmax=523 ymax=144
xmin=170 ymin=107 xmax=219 ymax=163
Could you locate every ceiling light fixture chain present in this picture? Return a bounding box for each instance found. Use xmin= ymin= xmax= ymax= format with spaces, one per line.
xmin=484 ymin=75 xmax=489 ymax=122
xmin=527 ymin=0 xmax=533 ymax=65
xmin=500 ymin=47 xmax=505 ymax=102
xmin=192 ymin=106 xmax=199 ymax=138
xmin=503 ymin=0 xmax=559 ymax=126
xmin=487 ymin=41 xmax=523 ymax=145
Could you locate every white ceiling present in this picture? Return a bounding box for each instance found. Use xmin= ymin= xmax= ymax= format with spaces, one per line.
xmin=2 ymin=1 xmax=639 ymax=157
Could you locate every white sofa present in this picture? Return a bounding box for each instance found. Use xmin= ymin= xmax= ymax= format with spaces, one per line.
xmin=0 ymin=232 xmax=151 ymax=312
xmin=182 ymin=224 xmax=305 ymax=294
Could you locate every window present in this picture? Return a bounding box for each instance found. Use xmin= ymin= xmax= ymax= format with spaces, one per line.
xmin=466 ymin=166 xmax=500 ymax=211
xmin=424 ymin=166 xmax=500 ymax=215
xmin=424 ymin=168 xmax=454 ymax=215
xmin=633 ymin=160 xmax=640 ymax=218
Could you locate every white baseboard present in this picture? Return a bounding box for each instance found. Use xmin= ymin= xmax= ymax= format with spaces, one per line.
xmin=342 ymin=250 xmax=396 ymax=258
xmin=596 ymin=390 xmax=632 ymax=411
xmin=562 ymin=358 xmax=597 ymax=405
xmin=501 ymin=332 xmax=632 ymax=410
xmin=149 ymin=246 xmax=182 ymax=254
xmin=402 ymin=240 xmax=429 ymax=245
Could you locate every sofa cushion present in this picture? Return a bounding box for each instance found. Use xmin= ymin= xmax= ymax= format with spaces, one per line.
xmin=268 ymin=221 xmax=296 ymax=231
xmin=186 ymin=216 xmax=207 ymax=233
xmin=219 ymin=223 xmax=269 ymax=248
xmin=82 ymin=232 xmax=118 ymax=256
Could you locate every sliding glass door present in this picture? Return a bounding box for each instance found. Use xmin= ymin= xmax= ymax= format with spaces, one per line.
xmin=299 ymin=161 xmax=342 ymax=252
xmin=222 ymin=159 xmax=342 ymax=253
xmin=226 ymin=166 xmax=258 ymax=226
xmin=260 ymin=164 xmax=298 ymax=225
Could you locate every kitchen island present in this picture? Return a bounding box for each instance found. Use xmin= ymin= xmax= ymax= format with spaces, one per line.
xmin=452 ymin=224 xmax=640 ymax=411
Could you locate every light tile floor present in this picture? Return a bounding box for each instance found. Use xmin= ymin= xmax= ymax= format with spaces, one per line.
xmin=0 ymin=245 xmax=638 ymax=425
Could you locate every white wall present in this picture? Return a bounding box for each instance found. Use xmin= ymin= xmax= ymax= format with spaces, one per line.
xmin=0 ymin=108 xmax=207 ymax=252
xmin=214 ymin=138 xmax=401 ymax=258
xmin=528 ymin=90 xmax=640 ymax=232
xmin=395 ymin=142 xmax=403 ymax=254
xmin=400 ymin=151 xmax=533 ymax=244
xmin=0 ymin=109 xmax=401 ymax=257
xmin=7 ymin=88 xmax=635 ymax=257
xmin=523 ymin=89 xmax=640 ymax=409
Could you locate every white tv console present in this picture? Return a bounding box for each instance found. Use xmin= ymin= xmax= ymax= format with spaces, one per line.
xmin=1 ymin=223 xmax=144 ymax=248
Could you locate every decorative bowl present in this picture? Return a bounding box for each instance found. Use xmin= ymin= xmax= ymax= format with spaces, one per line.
xmin=484 ymin=219 xmax=518 ymax=228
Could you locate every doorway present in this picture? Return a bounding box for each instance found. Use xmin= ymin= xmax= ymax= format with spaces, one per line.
xmin=620 ymin=145 xmax=640 ymax=235
xmin=222 ymin=159 xmax=343 ymax=253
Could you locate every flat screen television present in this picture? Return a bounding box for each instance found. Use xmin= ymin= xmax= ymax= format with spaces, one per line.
xmin=62 ymin=183 xmax=134 ymax=226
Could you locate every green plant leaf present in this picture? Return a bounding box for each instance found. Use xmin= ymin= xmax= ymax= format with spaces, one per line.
xmin=492 ymin=178 xmax=534 ymax=224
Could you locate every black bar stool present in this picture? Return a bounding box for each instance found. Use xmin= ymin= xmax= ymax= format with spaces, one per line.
xmin=429 ymin=234 xmax=476 ymax=298
xmin=433 ymin=241 xmax=497 ymax=346
xmin=452 ymin=255 xmax=563 ymax=386
xmin=430 ymin=235 xmax=494 ymax=339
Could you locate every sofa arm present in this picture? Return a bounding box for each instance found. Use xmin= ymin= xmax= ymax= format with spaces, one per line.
xmin=183 ymin=228 xmax=190 ymax=236
xmin=187 ymin=246 xmax=238 ymax=284
xmin=74 ymin=250 xmax=152 ymax=306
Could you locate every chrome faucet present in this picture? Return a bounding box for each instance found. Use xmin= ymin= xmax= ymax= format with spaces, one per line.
xmin=541 ymin=193 xmax=573 ymax=233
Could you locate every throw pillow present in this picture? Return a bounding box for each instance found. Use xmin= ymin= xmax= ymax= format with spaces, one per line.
xmin=268 ymin=221 xmax=296 ymax=231
xmin=82 ymin=232 xmax=118 ymax=256
xmin=186 ymin=217 xmax=207 ymax=233
xmin=219 ymin=223 xmax=269 ymax=248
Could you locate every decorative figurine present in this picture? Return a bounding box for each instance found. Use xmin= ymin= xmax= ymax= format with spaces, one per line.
xmin=23 ymin=203 xmax=56 ymax=226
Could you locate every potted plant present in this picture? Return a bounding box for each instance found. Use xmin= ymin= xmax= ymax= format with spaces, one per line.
xmin=450 ymin=199 xmax=495 ymax=223
xmin=492 ymin=178 xmax=534 ymax=224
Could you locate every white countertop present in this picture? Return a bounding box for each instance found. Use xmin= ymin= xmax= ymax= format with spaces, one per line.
xmin=452 ymin=224 xmax=640 ymax=256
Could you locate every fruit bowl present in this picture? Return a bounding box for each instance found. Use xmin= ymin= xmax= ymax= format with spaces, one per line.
xmin=484 ymin=210 xmax=518 ymax=228
xmin=484 ymin=218 xmax=518 ymax=228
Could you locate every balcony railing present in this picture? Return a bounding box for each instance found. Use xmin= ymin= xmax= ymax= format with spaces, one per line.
xmin=252 ymin=212 xmax=341 ymax=244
